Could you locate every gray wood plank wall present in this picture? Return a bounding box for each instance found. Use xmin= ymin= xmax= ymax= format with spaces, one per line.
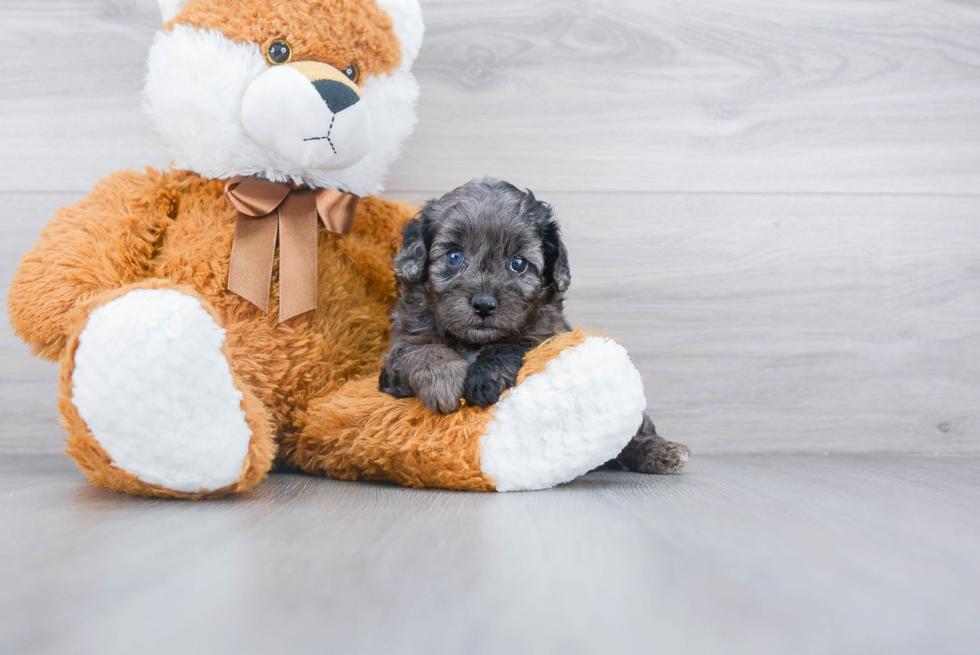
xmin=1 ymin=0 xmax=978 ymax=455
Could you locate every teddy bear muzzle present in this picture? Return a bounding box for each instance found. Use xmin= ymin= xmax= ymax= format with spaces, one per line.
xmin=241 ymin=60 xmax=374 ymax=170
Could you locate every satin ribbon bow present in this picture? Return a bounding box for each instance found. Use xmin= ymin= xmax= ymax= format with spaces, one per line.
xmin=224 ymin=175 xmax=359 ymax=322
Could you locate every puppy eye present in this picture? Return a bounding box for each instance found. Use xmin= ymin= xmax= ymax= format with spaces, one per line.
xmin=509 ymin=256 xmax=528 ymax=274
xmin=446 ymin=250 xmax=464 ymax=267
xmin=267 ymin=41 xmax=292 ymax=65
xmin=343 ymin=63 xmax=360 ymax=83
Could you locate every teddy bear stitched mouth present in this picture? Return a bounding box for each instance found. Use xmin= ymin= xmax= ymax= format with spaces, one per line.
xmin=303 ymin=115 xmax=338 ymax=154
xmin=301 ymin=80 xmax=361 ymax=151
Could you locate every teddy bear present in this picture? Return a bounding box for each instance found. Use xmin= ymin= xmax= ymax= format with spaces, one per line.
xmin=6 ymin=0 xmax=649 ymax=498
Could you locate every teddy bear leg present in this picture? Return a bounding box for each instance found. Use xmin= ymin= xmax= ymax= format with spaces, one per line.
xmin=60 ymin=280 xmax=276 ymax=499
xmin=286 ymin=330 xmax=645 ymax=492
xmin=477 ymin=330 xmax=648 ymax=491
xmin=285 ymin=376 xmax=497 ymax=491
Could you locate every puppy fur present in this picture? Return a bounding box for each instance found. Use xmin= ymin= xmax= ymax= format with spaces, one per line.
xmin=380 ymin=178 xmax=690 ymax=474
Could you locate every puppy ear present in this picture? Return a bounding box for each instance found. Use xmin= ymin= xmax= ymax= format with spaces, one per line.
xmin=525 ymin=191 xmax=571 ymax=293
xmin=394 ymin=201 xmax=437 ymax=284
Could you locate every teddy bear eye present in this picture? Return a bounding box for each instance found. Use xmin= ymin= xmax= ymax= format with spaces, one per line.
xmin=509 ymin=256 xmax=528 ymax=274
xmin=267 ymin=41 xmax=292 ymax=65
xmin=343 ymin=63 xmax=359 ymax=83
xmin=446 ymin=250 xmax=464 ymax=267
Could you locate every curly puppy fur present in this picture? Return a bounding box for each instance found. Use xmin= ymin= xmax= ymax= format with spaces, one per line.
xmin=380 ymin=178 xmax=690 ymax=474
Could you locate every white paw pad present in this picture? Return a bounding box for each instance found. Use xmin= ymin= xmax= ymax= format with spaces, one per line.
xmin=71 ymin=288 xmax=252 ymax=493
xmin=480 ymin=337 xmax=646 ymax=492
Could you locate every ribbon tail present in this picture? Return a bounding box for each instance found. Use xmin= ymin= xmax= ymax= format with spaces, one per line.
xmin=228 ymin=210 xmax=278 ymax=313
xmin=278 ymin=191 xmax=320 ymax=322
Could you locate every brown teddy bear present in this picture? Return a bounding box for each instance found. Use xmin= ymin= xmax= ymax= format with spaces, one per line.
xmin=7 ymin=0 xmax=649 ymax=498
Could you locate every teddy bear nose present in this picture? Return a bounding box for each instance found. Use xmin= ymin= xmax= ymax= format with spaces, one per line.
xmin=312 ymin=79 xmax=360 ymax=114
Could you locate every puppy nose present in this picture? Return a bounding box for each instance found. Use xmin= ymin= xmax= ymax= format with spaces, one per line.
xmin=471 ymin=294 xmax=498 ymax=318
xmin=312 ymin=79 xmax=360 ymax=114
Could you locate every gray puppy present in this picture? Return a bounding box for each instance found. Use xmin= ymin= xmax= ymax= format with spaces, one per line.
xmin=379 ymin=178 xmax=689 ymax=474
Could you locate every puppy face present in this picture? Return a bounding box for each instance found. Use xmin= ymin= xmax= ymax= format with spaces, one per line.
xmin=395 ymin=179 xmax=571 ymax=345
xmin=144 ymin=0 xmax=423 ymax=195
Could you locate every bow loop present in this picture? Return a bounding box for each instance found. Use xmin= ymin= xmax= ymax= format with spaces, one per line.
xmin=224 ymin=175 xmax=359 ymax=322
xmin=224 ymin=175 xmax=292 ymax=217
xmin=316 ymin=189 xmax=360 ymax=234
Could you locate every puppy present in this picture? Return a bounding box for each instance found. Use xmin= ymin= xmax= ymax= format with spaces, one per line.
xmin=380 ymin=178 xmax=690 ymax=474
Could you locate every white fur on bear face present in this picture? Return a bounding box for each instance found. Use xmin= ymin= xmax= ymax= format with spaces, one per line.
xmin=144 ymin=20 xmax=420 ymax=195
xmin=240 ymin=65 xmax=374 ymax=170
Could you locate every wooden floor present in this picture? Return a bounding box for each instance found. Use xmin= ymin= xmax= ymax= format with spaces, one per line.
xmin=2 ymin=0 xmax=978 ymax=455
xmin=1 ymin=454 xmax=978 ymax=655
xmin=1 ymin=2 xmax=979 ymax=653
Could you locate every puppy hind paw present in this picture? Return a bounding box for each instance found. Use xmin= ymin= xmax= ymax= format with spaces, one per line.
xmin=620 ymin=438 xmax=691 ymax=475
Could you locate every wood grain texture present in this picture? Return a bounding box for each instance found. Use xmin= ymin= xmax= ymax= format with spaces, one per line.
xmin=398 ymin=191 xmax=980 ymax=455
xmin=1 ymin=193 xmax=75 ymax=453
xmin=3 ymin=195 xmax=980 ymax=456
xmin=393 ymin=0 xmax=980 ymax=194
xmin=6 ymin=190 xmax=978 ymax=455
xmin=0 ymin=1 xmax=979 ymax=193
xmin=1 ymin=454 xmax=978 ymax=655
xmin=2 ymin=0 xmax=979 ymax=455
xmin=2 ymin=4 xmax=978 ymax=652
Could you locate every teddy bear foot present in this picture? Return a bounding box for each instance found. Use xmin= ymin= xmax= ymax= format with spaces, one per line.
xmin=479 ymin=335 xmax=647 ymax=492
xmin=65 ymin=284 xmax=275 ymax=497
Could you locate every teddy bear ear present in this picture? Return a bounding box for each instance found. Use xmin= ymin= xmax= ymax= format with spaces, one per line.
xmin=158 ymin=0 xmax=191 ymax=23
xmin=376 ymin=0 xmax=425 ymax=69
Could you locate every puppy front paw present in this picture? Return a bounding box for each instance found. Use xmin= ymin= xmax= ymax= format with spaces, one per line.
xmin=379 ymin=364 xmax=413 ymax=399
xmin=415 ymin=359 xmax=468 ymax=414
xmin=464 ymin=354 xmax=523 ymax=408
xmin=618 ymin=436 xmax=691 ymax=474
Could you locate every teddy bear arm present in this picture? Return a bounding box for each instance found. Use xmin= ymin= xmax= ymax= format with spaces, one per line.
xmin=281 ymin=329 xmax=647 ymax=492
xmin=285 ymin=376 xmax=496 ymax=491
xmin=8 ymin=171 xmax=174 ymax=361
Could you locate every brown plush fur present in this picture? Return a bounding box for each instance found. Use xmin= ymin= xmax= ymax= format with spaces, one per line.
xmin=283 ymin=328 xmax=592 ymax=491
xmin=8 ymin=167 xmax=603 ymax=496
xmin=287 ymin=378 xmax=495 ymax=491
xmin=7 ymin=1 xmax=628 ymax=498
xmin=174 ymin=0 xmax=402 ymax=80
xmin=8 ymin=169 xmax=406 ymax=494
xmin=8 ymin=169 xmax=177 ymax=361
xmin=512 ymin=327 xmax=589 ymax=387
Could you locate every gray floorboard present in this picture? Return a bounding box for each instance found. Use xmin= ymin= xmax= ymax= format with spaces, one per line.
xmin=2 ymin=3 xmax=979 ymax=651
xmin=1 ymin=454 xmax=978 ymax=655
xmin=5 ymin=190 xmax=979 ymax=456
xmin=3 ymin=1 xmax=980 ymax=194
xmin=2 ymin=1 xmax=978 ymax=455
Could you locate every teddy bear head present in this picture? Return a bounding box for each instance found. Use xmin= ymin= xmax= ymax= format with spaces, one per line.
xmin=144 ymin=0 xmax=424 ymax=196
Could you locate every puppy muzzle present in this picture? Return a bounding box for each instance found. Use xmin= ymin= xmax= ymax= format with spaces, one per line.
xmin=470 ymin=294 xmax=499 ymax=318
xmin=241 ymin=61 xmax=373 ymax=171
